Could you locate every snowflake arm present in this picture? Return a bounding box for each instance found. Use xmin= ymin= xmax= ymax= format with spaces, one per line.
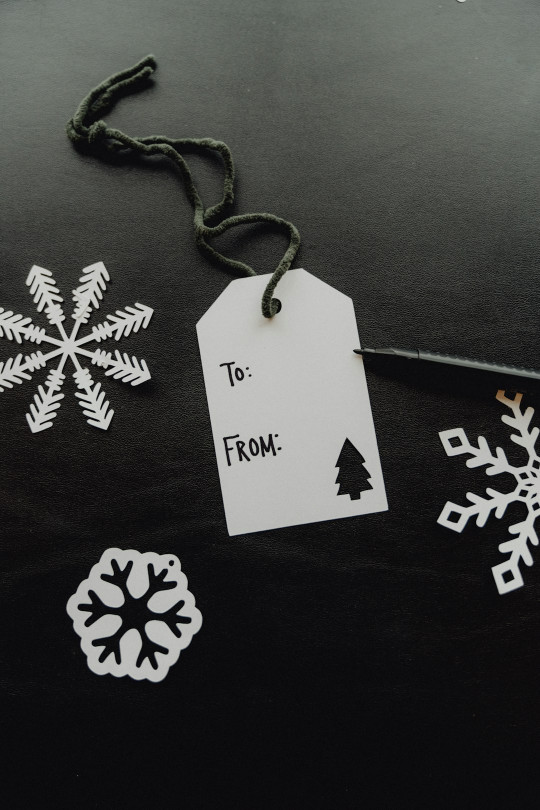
xmin=77 ymin=303 xmax=154 ymax=344
xmin=0 ymin=351 xmax=49 ymax=392
xmin=72 ymin=262 xmax=110 ymax=323
xmin=92 ymin=626 xmax=124 ymax=665
xmin=0 ymin=354 xmax=34 ymax=391
xmin=101 ymin=558 xmax=134 ymax=596
xmin=438 ymin=427 xmax=512 ymax=475
xmin=26 ymin=265 xmax=65 ymax=328
xmin=158 ymin=600 xmax=193 ymax=638
xmin=438 ymin=488 xmax=517 ymax=533
xmin=146 ymin=564 xmax=177 ymax=597
xmin=492 ymin=514 xmax=540 ymax=594
xmin=77 ymin=348 xmax=151 ymax=386
xmin=78 ymin=589 xmax=120 ymax=626
xmin=26 ymin=363 xmax=66 ymax=433
xmin=100 ymin=351 xmax=150 ymax=386
xmin=497 ymin=390 xmax=540 ymax=457
xmin=73 ymin=366 xmax=114 ymax=431
xmin=135 ymin=636 xmax=169 ymax=670
xmin=0 ymin=308 xmax=52 ymax=345
xmin=81 ymin=559 xmax=134 ymax=665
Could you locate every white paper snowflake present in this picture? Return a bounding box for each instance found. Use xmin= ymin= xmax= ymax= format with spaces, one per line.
xmin=67 ymin=548 xmax=203 ymax=682
xmin=0 ymin=263 xmax=153 ymax=432
xmin=438 ymin=390 xmax=540 ymax=594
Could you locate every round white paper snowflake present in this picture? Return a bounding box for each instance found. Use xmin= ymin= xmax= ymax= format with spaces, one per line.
xmin=67 ymin=548 xmax=203 ymax=682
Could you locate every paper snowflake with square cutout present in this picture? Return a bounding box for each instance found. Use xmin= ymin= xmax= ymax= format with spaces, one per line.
xmin=438 ymin=390 xmax=540 ymax=594
xmin=0 ymin=263 xmax=153 ymax=432
xmin=67 ymin=548 xmax=203 ymax=682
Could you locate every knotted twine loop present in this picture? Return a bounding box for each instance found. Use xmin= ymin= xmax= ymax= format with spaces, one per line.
xmin=66 ymin=54 xmax=300 ymax=318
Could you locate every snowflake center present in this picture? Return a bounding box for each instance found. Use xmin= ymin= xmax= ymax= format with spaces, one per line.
xmin=516 ymin=463 xmax=540 ymax=504
xmin=529 ymin=472 xmax=540 ymax=502
xmin=61 ymin=336 xmax=81 ymax=358
xmin=119 ymin=593 xmax=154 ymax=635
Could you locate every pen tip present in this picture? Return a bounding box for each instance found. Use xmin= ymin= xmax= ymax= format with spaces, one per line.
xmin=353 ymin=349 xmax=363 ymax=354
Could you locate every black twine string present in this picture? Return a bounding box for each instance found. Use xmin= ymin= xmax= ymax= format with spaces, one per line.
xmin=66 ymin=54 xmax=301 ymax=317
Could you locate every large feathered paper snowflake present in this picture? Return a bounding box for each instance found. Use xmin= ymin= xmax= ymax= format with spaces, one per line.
xmin=438 ymin=390 xmax=540 ymax=594
xmin=0 ymin=263 xmax=153 ymax=432
xmin=67 ymin=548 xmax=202 ymax=682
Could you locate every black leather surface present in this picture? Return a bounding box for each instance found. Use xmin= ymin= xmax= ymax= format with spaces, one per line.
xmin=2 ymin=0 xmax=540 ymax=806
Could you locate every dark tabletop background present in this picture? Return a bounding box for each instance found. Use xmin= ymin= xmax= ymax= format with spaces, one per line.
xmin=2 ymin=0 xmax=540 ymax=806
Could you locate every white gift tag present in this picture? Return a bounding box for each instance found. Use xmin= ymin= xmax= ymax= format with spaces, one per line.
xmin=197 ymin=269 xmax=387 ymax=535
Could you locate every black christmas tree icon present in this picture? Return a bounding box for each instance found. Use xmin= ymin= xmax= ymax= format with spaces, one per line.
xmin=335 ymin=438 xmax=373 ymax=500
